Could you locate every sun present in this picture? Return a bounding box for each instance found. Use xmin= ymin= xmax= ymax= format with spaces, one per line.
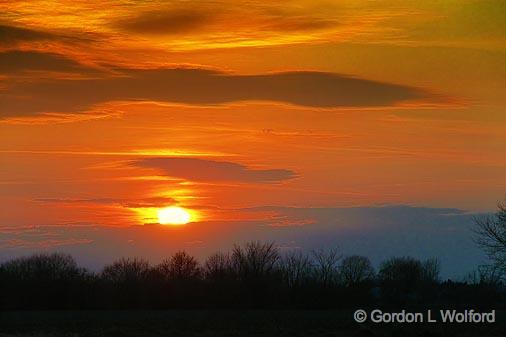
xmin=157 ymin=206 xmax=192 ymax=225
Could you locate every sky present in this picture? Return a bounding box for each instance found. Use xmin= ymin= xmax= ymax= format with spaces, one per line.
xmin=0 ymin=0 xmax=505 ymax=278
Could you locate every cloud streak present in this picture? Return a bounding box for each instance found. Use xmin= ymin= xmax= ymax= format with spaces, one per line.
xmin=1 ymin=66 xmax=434 ymax=117
xmin=117 ymin=9 xmax=211 ymax=35
xmin=0 ymin=50 xmax=96 ymax=74
xmin=0 ymin=24 xmax=62 ymax=46
xmin=132 ymin=157 xmax=297 ymax=183
xmin=35 ymin=196 xmax=176 ymax=208
xmin=116 ymin=7 xmax=338 ymax=36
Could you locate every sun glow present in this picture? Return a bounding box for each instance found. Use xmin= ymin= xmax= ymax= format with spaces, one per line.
xmin=157 ymin=206 xmax=192 ymax=225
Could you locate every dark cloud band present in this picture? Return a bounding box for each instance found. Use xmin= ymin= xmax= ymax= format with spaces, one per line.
xmin=132 ymin=157 xmax=297 ymax=183
xmin=0 ymin=50 xmax=93 ymax=74
xmin=1 ymin=61 xmax=431 ymax=117
xmin=0 ymin=24 xmax=61 ymax=46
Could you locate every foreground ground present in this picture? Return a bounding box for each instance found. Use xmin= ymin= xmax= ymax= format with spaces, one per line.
xmin=0 ymin=310 xmax=505 ymax=337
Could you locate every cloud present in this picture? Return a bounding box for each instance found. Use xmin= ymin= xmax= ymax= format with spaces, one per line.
xmin=0 ymin=238 xmax=93 ymax=250
xmin=117 ymin=7 xmax=337 ymax=36
xmin=0 ymin=223 xmax=93 ymax=250
xmin=0 ymin=24 xmax=62 ymax=46
xmin=1 ymin=67 xmax=433 ymax=118
xmin=0 ymin=50 xmax=97 ymax=74
xmin=34 ymin=196 xmax=176 ymax=208
xmin=132 ymin=157 xmax=297 ymax=183
xmin=117 ymin=9 xmax=211 ymax=35
xmin=264 ymin=17 xmax=337 ymax=32
xmin=244 ymin=205 xmax=486 ymax=278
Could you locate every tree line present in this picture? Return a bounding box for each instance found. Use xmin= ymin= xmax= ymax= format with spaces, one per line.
xmin=1 ymin=202 xmax=505 ymax=310
xmin=0 ymin=242 xmax=502 ymax=309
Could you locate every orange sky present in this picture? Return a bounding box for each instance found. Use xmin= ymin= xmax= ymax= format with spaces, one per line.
xmin=0 ymin=1 xmax=505 ymax=274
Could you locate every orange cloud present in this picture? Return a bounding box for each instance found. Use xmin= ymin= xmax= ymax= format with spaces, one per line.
xmin=117 ymin=9 xmax=211 ymax=35
xmin=34 ymin=196 xmax=177 ymax=209
xmin=0 ymin=50 xmax=98 ymax=74
xmin=0 ymin=24 xmax=63 ymax=46
xmin=116 ymin=6 xmax=338 ymax=36
xmin=0 ymin=0 xmax=410 ymax=53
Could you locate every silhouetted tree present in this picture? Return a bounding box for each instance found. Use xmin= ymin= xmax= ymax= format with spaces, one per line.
xmin=149 ymin=251 xmax=203 ymax=308
xmin=1 ymin=241 xmax=504 ymax=310
xmin=311 ymin=248 xmax=341 ymax=287
xmin=231 ymin=241 xmax=280 ymax=281
xmin=379 ymin=256 xmax=423 ymax=303
xmin=378 ymin=256 xmax=441 ymax=304
xmin=100 ymin=257 xmax=153 ymax=308
xmin=156 ymin=251 xmax=201 ymax=281
xmin=101 ymin=257 xmax=151 ymax=283
xmin=421 ymin=257 xmax=440 ymax=283
xmin=0 ymin=252 xmax=86 ymax=282
xmin=280 ymin=251 xmax=312 ymax=288
xmin=204 ymin=251 xmax=233 ymax=281
xmin=0 ymin=253 xmax=90 ymax=309
xmin=464 ymin=264 xmax=503 ymax=286
xmin=230 ymin=241 xmax=281 ymax=307
xmin=474 ymin=202 xmax=506 ymax=277
xmin=339 ymin=255 xmax=375 ymax=287
xmin=379 ymin=257 xmax=423 ymax=286
xmin=202 ymin=251 xmax=238 ymax=307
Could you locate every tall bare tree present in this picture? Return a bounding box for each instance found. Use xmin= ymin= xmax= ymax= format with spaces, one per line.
xmin=231 ymin=241 xmax=280 ymax=280
xmin=280 ymin=251 xmax=312 ymax=288
xmin=338 ymin=255 xmax=375 ymax=286
xmin=464 ymin=264 xmax=503 ymax=285
xmin=156 ymin=251 xmax=201 ymax=281
xmin=101 ymin=257 xmax=151 ymax=283
xmin=421 ymin=258 xmax=440 ymax=283
xmin=204 ymin=251 xmax=233 ymax=280
xmin=473 ymin=202 xmax=506 ymax=274
xmin=311 ymin=248 xmax=341 ymax=287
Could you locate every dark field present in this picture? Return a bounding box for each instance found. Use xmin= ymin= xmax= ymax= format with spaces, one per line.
xmin=1 ymin=310 xmax=505 ymax=337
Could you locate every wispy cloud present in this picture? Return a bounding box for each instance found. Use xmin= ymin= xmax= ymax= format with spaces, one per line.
xmin=0 ymin=238 xmax=93 ymax=249
xmin=1 ymin=67 xmax=435 ymax=118
xmin=0 ymin=24 xmax=64 ymax=46
xmin=117 ymin=9 xmax=212 ymax=35
xmin=0 ymin=50 xmax=99 ymax=74
xmin=35 ymin=196 xmax=176 ymax=209
xmin=116 ymin=6 xmax=339 ymax=36
xmin=0 ymin=1 xmax=392 ymax=52
xmin=132 ymin=157 xmax=297 ymax=184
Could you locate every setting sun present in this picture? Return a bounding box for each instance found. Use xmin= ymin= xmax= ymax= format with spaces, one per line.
xmin=157 ymin=206 xmax=191 ymax=225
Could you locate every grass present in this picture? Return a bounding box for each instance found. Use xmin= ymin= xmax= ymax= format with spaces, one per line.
xmin=1 ymin=310 xmax=505 ymax=337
